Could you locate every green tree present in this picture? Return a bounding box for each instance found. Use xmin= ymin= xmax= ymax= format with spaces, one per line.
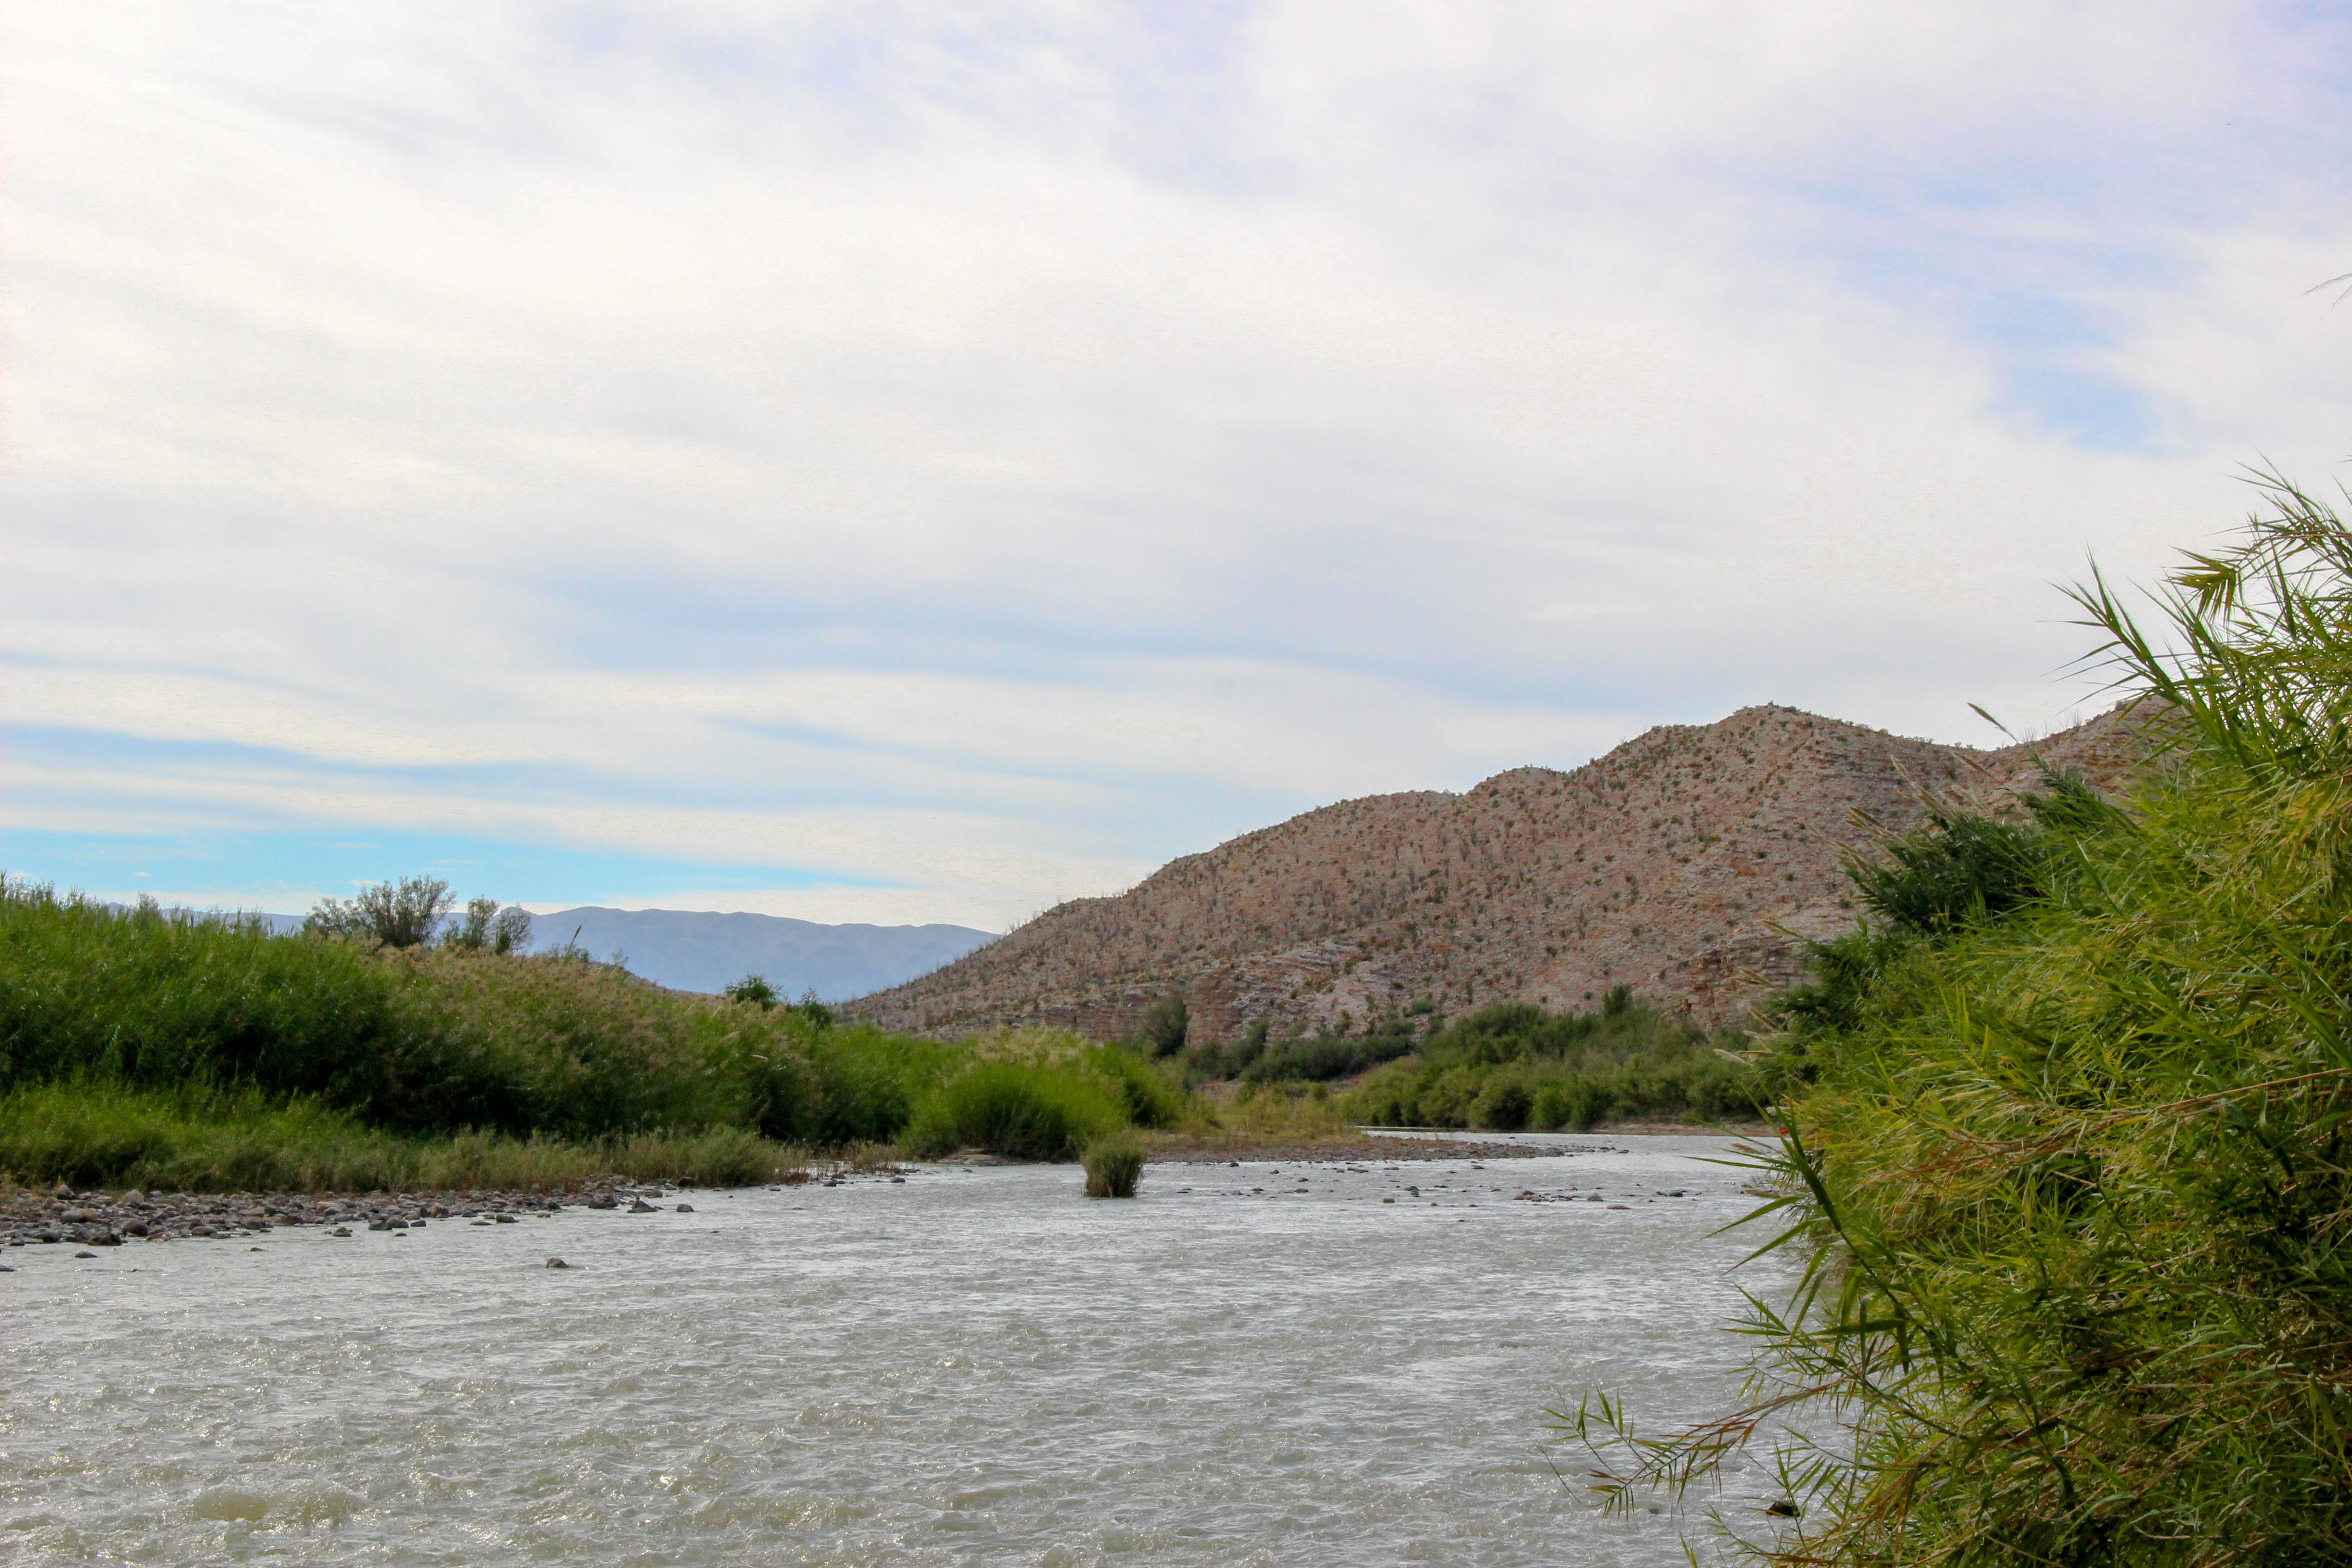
xmin=446 ymin=897 xmax=533 ymax=955
xmin=725 ymin=973 xmax=780 ymax=1009
xmin=305 ymin=875 xmax=453 ymax=949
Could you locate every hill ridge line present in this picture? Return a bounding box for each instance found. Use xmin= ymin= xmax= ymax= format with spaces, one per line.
xmin=849 ymin=701 xmax=2148 ymax=1039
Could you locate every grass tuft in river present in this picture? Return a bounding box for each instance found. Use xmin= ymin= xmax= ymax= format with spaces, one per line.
xmin=1080 ymin=1131 xmax=1145 ymax=1197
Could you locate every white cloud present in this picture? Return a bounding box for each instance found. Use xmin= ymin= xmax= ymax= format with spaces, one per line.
xmin=4 ymin=0 xmax=2348 ymax=924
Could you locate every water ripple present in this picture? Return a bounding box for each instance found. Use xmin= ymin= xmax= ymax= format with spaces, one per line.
xmin=1 ymin=1135 xmax=1787 ymax=1566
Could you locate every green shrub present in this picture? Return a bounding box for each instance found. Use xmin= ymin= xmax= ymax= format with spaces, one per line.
xmin=1136 ymin=993 xmax=1189 ymax=1058
xmin=304 ymin=873 xmax=453 ymax=948
xmin=1471 ymin=1074 xmax=1534 ymax=1130
xmin=1081 ymin=1131 xmax=1146 ymax=1197
xmin=1237 ymin=1027 xmax=1417 ymax=1085
xmin=900 ymin=1061 xmax=1123 ymax=1161
xmin=1081 ymin=1043 xmax=1187 ymax=1127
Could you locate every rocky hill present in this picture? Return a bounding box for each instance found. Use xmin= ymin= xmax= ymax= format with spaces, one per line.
xmin=848 ymin=703 xmax=2153 ymax=1040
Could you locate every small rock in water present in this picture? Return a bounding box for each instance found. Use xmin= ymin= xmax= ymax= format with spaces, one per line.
xmin=675 ymin=1203 xmax=694 ymax=1213
xmin=74 ymin=1250 xmax=97 ymax=1259
xmin=544 ymin=1256 xmax=572 ymax=1269
xmin=628 ymin=1199 xmax=658 ymax=1213
xmin=587 ymin=1195 xmax=618 ymax=1210
xmin=329 ymin=1226 xmax=353 ymax=1237
xmin=494 ymin=1214 xmax=517 ymax=1224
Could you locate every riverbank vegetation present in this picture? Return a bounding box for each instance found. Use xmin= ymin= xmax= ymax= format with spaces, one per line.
xmin=1585 ymin=475 xmax=2352 ymax=1564
xmin=0 ymin=883 xmax=1186 ymax=1189
xmin=1336 ymin=990 xmax=1767 ymax=1131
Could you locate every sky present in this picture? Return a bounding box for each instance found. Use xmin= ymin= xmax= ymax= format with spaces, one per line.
xmin=4 ymin=2 xmax=2350 ymax=932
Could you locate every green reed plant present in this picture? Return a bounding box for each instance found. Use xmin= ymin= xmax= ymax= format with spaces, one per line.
xmin=1575 ymin=473 xmax=2352 ymax=1565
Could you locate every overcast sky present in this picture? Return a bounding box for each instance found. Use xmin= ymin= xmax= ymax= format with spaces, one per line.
xmin=4 ymin=2 xmax=2349 ymax=931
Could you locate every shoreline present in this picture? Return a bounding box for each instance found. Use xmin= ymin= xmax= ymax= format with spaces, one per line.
xmin=1142 ymin=1119 xmax=1772 ymax=1164
xmin=1 ymin=1123 xmax=1776 ymax=1250
xmin=0 ymin=1174 xmax=774 ymax=1255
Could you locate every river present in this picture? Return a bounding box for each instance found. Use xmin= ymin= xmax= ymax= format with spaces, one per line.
xmin=3 ymin=1133 xmax=1796 ymax=1566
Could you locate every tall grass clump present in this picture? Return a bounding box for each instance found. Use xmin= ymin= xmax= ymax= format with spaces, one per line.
xmin=1081 ymin=1131 xmax=1146 ymax=1198
xmin=0 ymin=890 xmax=1189 ymax=1185
xmin=1579 ymin=472 xmax=2352 ymax=1565
xmin=901 ymin=1059 xmax=1123 ymax=1160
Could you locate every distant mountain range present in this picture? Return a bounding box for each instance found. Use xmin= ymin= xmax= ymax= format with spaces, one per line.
xmin=527 ymin=907 xmax=995 ymax=999
xmin=848 ymin=703 xmax=2155 ymax=1039
xmin=230 ymin=906 xmax=995 ymax=999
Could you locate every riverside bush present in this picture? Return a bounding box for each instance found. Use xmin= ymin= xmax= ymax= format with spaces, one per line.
xmin=0 ymin=890 xmax=1181 ymax=1182
xmin=1582 ymin=475 xmax=2352 ymax=1565
xmin=900 ymin=1060 xmax=1123 ymax=1160
xmin=1338 ymin=993 xmax=1764 ymax=1130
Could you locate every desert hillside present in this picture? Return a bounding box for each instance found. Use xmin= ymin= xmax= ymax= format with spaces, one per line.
xmin=849 ymin=703 xmax=2151 ymax=1039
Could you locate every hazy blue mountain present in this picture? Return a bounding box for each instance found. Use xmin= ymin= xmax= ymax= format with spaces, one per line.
xmin=530 ymin=906 xmax=996 ymax=999
xmin=210 ymin=906 xmax=992 ymax=1000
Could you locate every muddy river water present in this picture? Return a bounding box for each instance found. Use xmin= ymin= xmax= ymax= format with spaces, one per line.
xmin=3 ymin=1133 xmax=1797 ymax=1566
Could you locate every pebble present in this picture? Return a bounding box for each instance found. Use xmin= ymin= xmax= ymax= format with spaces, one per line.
xmin=545 ymin=1257 xmax=572 ymax=1269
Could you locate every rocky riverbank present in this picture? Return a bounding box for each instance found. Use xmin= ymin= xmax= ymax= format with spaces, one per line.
xmin=1142 ymin=1133 xmax=1620 ymax=1164
xmin=0 ymin=1174 xmax=808 ymax=1257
